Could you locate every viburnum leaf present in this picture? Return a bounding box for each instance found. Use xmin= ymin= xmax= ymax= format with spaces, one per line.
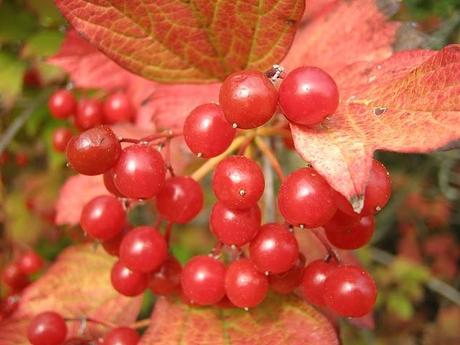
xmin=0 ymin=245 xmax=142 ymax=344
xmin=291 ymin=45 xmax=460 ymax=209
xmin=139 ymin=295 xmax=339 ymax=345
xmin=54 ymin=0 xmax=305 ymax=82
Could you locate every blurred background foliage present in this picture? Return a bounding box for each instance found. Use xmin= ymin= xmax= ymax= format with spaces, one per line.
xmin=0 ymin=0 xmax=459 ymax=344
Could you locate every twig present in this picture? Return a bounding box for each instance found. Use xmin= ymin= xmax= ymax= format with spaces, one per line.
xmin=310 ymin=227 xmax=340 ymax=262
xmin=254 ymin=137 xmax=284 ymax=181
xmin=119 ymin=130 xmax=182 ymax=144
xmin=262 ymin=140 xmax=275 ymax=223
xmin=129 ymin=318 xmax=151 ymax=329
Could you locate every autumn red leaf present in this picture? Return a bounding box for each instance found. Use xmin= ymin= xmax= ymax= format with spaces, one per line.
xmin=54 ymin=0 xmax=305 ymax=82
xmin=139 ymin=295 xmax=339 ymax=345
xmin=291 ymin=45 xmax=460 ymax=209
xmin=0 ymin=245 xmax=142 ymax=344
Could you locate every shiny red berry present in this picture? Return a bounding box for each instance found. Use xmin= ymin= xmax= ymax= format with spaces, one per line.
xmin=48 ymin=89 xmax=76 ymax=119
xmin=269 ymin=254 xmax=305 ymax=294
xmin=325 ymin=215 xmax=375 ymax=250
xmin=18 ymin=251 xmax=43 ymax=275
xmin=103 ymin=169 xmax=125 ymax=197
xmin=27 ymin=311 xmax=68 ymax=345
xmin=103 ymin=92 xmax=135 ymax=124
xmin=102 ymin=327 xmax=140 ymax=345
xmin=52 ymin=127 xmax=73 ymax=153
xmin=361 ymin=159 xmax=391 ymax=215
xmin=1 ymin=262 xmax=29 ymax=291
xmin=75 ymin=99 xmax=103 ymax=131
xmin=110 ymin=260 xmax=149 ymax=297
xmin=150 ymin=256 xmax=182 ymax=296
xmin=302 ymin=259 xmax=337 ymax=306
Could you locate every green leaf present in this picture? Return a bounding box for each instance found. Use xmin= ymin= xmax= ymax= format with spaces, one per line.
xmin=0 ymin=52 xmax=26 ymax=107
xmin=22 ymin=30 xmax=64 ymax=58
xmin=0 ymin=1 xmax=36 ymax=43
xmin=25 ymin=0 xmax=65 ymax=27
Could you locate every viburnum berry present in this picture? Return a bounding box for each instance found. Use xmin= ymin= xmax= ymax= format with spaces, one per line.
xmin=102 ymin=327 xmax=140 ymax=345
xmin=110 ymin=260 xmax=149 ymax=297
xmin=249 ymin=223 xmax=299 ymax=274
xmin=102 ymin=227 xmax=130 ymax=257
xmin=17 ymin=250 xmax=43 ymax=275
xmin=279 ymin=66 xmax=339 ymax=126
xmin=27 ymin=311 xmax=68 ymax=345
xmin=66 ymin=126 xmax=121 ymax=176
xmin=278 ymin=167 xmax=337 ymax=227
xmin=52 ymin=127 xmax=73 ymax=153
xmin=119 ymin=226 xmax=167 ymax=273
xmin=219 ymin=70 xmax=278 ymax=129
xmin=103 ymin=92 xmax=135 ymax=124
xmin=113 ymin=144 xmax=166 ymax=199
xmin=80 ymin=195 xmax=126 ymax=241
xmin=181 ymin=255 xmax=226 ymax=305
xmin=150 ymin=255 xmax=182 ymax=296
xmin=15 ymin=152 xmax=28 ymax=167
xmin=212 ymin=155 xmax=265 ymax=210
xmin=0 ymin=294 xmax=20 ymax=319
xmin=1 ymin=262 xmax=29 ymax=291
xmin=269 ymin=254 xmax=306 ymax=294
xmin=361 ymin=159 xmax=391 ymax=215
xmin=183 ymin=103 xmax=236 ymax=158
xmin=74 ymin=99 xmax=103 ymax=131
xmin=324 ymin=265 xmax=377 ymax=317
xmin=156 ymin=176 xmax=203 ymax=224
xmin=325 ymin=215 xmax=375 ymax=250
xmin=210 ymin=202 xmax=261 ymax=246
xmin=103 ymin=169 xmax=125 ymax=197
xmin=225 ymin=259 xmax=269 ymax=308
xmin=302 ymin=259 xmax=337 ymax=306
xmin=48 ymin=89 xmax=76 ymax=119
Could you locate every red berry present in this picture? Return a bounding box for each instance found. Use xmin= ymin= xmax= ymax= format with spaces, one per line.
xmin=113 ymin=144 xmax=166 ymax=199
xmin=333 ymin=191 xmax=357 ymax=216
xmin=361 ymin=159 xmax=391 ymax=215
xmin=269 ymin=254 xmax=306 ymax=294
xmin=249 ymin=223 xmax=299 ymax=274
xmin=323 ymin=209 xmax=360 ymax=233
xmin=52 ymin=127 xmax=73 ymax=153
xmin=156 ymin=176 xmax=203 ymax=224
xmin=279 ymin=66 xmax=339 ymax=126
xmin=102 ymin=327 xmax=140 ymax=345
xmin=183 ymin=103 xmax=236 ymax=158
xmin=119 ymin=226 xmax=167 ymax=273
xmin=102 ymin=227 xmax=130 ymax=257
xmin=325 ymin=215 xmax=375 ymax=250
xmin=103 ymin=92 xmax=135 ymax=124
xmin=27 ymin=311 xmax=68 ymax=345
xmin=80 ymin=195 xmax=126 ymax=241
xmin=48 ymin=89 xmax=76 ymax=119
xmin=103 ymin=169 xmax=125 ymax=197
xmin=219 ymin=70 xmax=278 ymax=129
xmin=15 ymin=152 xmax=28 ymax=166
xmin=75 ymin=99 xmax=103 ymax=131
xmin=181 ymin=255 xmax=226 ymax=305
xmin=18 ymin=251 xmax=43 ymax=275
xmin=210 ymin=202 xmax=261 ymax=246
xmin=212 ymin=156 xmax=264 ymax=210
xmin=278 ymin=167 xmax=337 ymax=227
xmin=110 ymin=260 xmax=149 ymax=297
xmin=324 ymin=265 xmax=377 ymax=317
xmin=0 ymin=294 xmax=20 ymax=318
xmin=66 ymin=126 xmax=121 ymax=176
xmin=302 ymin=259 xmax=337 ymax=306
xmin=150 ymin=256 xmax=182 ymax=296
xmin=225 ymin=259 xmax=269 ymax=308
xmin=1 ymin=263 xmax=29 ymax=291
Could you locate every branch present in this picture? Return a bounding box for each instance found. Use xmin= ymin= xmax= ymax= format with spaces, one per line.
xmin=254 ymin=137 xmax=284 ymax=181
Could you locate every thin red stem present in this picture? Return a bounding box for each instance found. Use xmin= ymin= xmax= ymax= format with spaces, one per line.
xmin=119 ymin=130 xmax=183 ymax=144
xmin=310 ymin=228 xmax=340 ymax=263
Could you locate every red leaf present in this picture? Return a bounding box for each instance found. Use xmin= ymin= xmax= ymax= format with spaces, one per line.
xmin=54 ymin=0 xmax=305 ymax=82
xmin=283 ymin=0 xmax=400 ymax=79
xmin=0 ymin=245 xmax=142 ymax=344
xmin=139 ymin=296 xmax=339 ymax=345
xmin=292 ymin=45 xmax=460 ymax=209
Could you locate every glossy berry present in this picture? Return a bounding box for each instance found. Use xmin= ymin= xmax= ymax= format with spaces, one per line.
xmin=66 ymin=126 xmax=121 ymax=176
xmin=225 ymin=259 xmax=269 ymax=308
xmin=48 ymin=89 xmax=76 ymax=119
xmin=1 ymin=262 xmax=29 ymax=291
xmin=75 ymin=99 xmax=103 ymax=131
xmin=219 ymin=70 xmax=278 ymax=129
xmin=324 ymin=265 xmax=377 ymax=317
xmin=212 ymin=156 xmax=264 ymax=210
xmin=119 ymin=226 xmax=167 ymax=273
xmin=18 ymin=251 xmax=43 ymax=275
xmin=278 ymin=167 xmax=337 ymax=227
xmin=325 ymin=215 xmax=375 ymax=250
xmin=269 ymin=254 xmax=305 ymax=294
xmin=323 ymin=209 xmax=360 ymax=233
xmin=249 ymin=223 xmax=299 ymax=274
xmin=183 ymin=103 xmax=236 ymax=158
xmin=279 ymin=66 xmax=339 ymax=126
xmin=113 ymin=144 xmax=166 ymax=199
xmin=181 ymin=255 xmax=226 ymax=305
xmin=102 ymin=227 xmax=130 ymax=257
xmin=103 ymin=169 xmax=125 ymax=197
xmin=52 ymin=127 xmax=73 ymax=153
xmin=302 ymin=260 xmax=337 ymax=306
xmin=361 ymin=159 xmax=391 ymax=215
xmin=210 ymin=202 xmax=261 ymax=246
xmin=103 ymin=92 xmax=135 ymax=124
xmin=333 ymin=191 xmax=356 ymax=216
xmin=27 ymin=311 xmax=67 ymax=345
xmin=102 ymin=327 xmax=140 ymax=345
xmin=111 ymin=260 xmax=149 ymax=297
xmin=0 ymin=294 xmax=20 ymax=318
xmin=156 ymin=176 xmax=203 ymax=224
xmin=80 ymin=195 xmax=126 ymax=241
xmin=150 ymin=256 xmax=182 ymax=296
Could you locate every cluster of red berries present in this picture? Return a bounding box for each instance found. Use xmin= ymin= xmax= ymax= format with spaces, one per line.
xmin=48 ymin=89 xmax=135 ymax=153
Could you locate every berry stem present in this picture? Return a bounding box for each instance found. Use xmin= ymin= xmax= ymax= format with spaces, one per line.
xmin=129 ymin=318 xmax=151 ymax=329
xmin=310 ymin=227 xmax=340 ymax=262
xmin=254 ymin=137 xmax=284 ymax=181
xmin=210 ymin=241 xmax=224 ymax=258
xmin=119 ymin=130 xmax=183 ymax=144
xmin=64 ymin=316 xmax=117 ymax=329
